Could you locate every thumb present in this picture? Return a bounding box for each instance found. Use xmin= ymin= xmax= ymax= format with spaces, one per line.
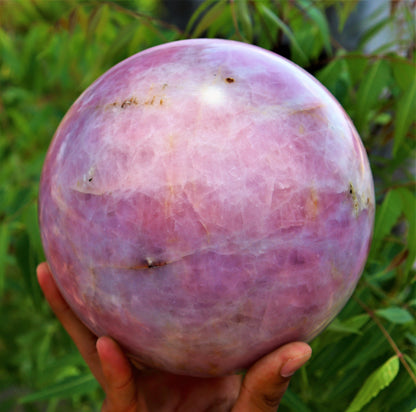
xmin=233 ymin=342 xmax=312 ymax=412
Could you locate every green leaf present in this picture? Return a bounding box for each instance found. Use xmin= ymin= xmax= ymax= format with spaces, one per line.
xmin=185 ymin=0 xmax=219 ymax=35
xmin=404 ymin=354 xmax=416 ymax=376
xmin=376 ymin=307 xmax=414 ymax=324
xmin=358 ymin=17 xmax=392 ymax=52
xmin=316 ymin=57 xmax=350 ymax=103
xmin=343 ymin=313 xmax=371 ymax=330
xmin=21 ymin=201 xmax=45 ymax=262
xmin=345 ymin=54 xmax=369 ymax=86
xmin=14 ymin=228 xmax=41 ymax=308
xmin=97 ymin=22 xmax=140 ymax=70
xmin=297 ymin=0 xmax=332 ymax=55
xmin=371 ymin=189 xmax=403 ymax=254
xmin=336 ymin=0 xmax=360 ymax=31
xmin=393 ymin=76 xmax=416 ymax=156
xmin=9 ymin=109 xmax=33 ymax=137
xmin=406 ymin=333 xmax=416 ymax=346
xmin=391 ymin=57 xmax=416 ymax=92
xmin=396 ymin=188 xmax=416 ymax=274
xmin=281 ymin=387 xmax=312 ymax=412
xmin=257 ymin=3 xmax=309 ymax=66
xmin=0 ymin=223 xmax=9 ymax=297
xmin=206 ymin=5 xmax=232 ymax=39
xmin=327 ymin=314 xmax=370 ymax=335
xmin=87 ymin=4 xmax=110 ymax=41
xmin=19 ymin=373 xmax=99 ymax=403
xmin=311 ymin=321 xmax=390 ymax=381
xmin=235 ymin=0 xmax=253 ymax=42
xmin=346 ymin=356 xmax=400 ymax=412
xmin=355 ymin=59 xmax=391 ymax=133
xmin=189 ymin=0 xmax=227 ymax=38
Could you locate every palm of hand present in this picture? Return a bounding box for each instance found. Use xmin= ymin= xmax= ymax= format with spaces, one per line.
xmin=97 ymin=335 xmax=241 ymax=411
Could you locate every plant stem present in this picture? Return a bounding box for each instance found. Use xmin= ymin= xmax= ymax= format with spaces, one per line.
xmin=355 ymin=297 xmax=416 ymax=385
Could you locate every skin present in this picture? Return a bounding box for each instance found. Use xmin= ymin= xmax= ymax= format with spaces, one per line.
xmin=37 ymin=262 xmax=312 ymax=412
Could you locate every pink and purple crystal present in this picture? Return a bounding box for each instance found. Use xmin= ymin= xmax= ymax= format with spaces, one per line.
xmin=39 ymin=39 xmax=374 ymax=377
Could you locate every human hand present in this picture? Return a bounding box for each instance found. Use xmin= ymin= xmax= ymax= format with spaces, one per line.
xmin=37 ymin=262 xmax=312 ymax=411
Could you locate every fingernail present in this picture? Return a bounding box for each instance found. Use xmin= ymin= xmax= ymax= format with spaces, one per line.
xmin=280 ymin=352 xmax=312 ymax=378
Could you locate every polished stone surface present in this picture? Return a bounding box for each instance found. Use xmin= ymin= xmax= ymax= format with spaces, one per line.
xmin=39 ymin=39 xmax=374 ymax=376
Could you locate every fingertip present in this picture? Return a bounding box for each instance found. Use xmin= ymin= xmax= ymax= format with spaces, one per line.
xmin=97 ymin=337 xmax=138 ymax=411
xmin=96 ymin=336 xmax=133 ymax=379
xmin=96 ymin=336 xmax=116 ymax=360
xmin=36 ymin=262 xmax=56 ymax=298
xmin=36 ymin=262 xmax=51 ymax=282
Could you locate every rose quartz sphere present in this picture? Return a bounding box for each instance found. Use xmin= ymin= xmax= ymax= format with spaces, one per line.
xmin=39 ymin=39 xmax=374 ymax=377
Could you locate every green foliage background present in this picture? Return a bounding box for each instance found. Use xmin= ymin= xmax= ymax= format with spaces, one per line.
xmin=0 ymin=1 xmax=415 ymax=411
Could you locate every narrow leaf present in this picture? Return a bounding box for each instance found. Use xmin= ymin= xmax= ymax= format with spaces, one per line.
xmin=316 ymin=58 xmax=343 ymax=86
xmin=346 ymin=356 xmax=400 ymax=412
xmin=87 ymin=4 xmax=109 ymax=41
xmin=393 ymin=77 xmax=416 ymax=156
xmin=355 ymin=59 xmax=391 ymax=133
xmin=185 ymin=0 xmax=219 ymax=35
xmin=345 ymin=54 xmax=369 ymax=86
xmin=404 ymin=354 xmax=416 ymax=376
xmin=343 ymin=313 xmax=371 ymax=331
xmin=236 ymin=0 xmax=253 ymax=42
xmin=15 ymin=228 xmax=41 ymax=308
xmin=397 ymin=188 xmax=416 ymax=274
xmin=406 ymin=333 xmax=416 ymax=346
xmin=190 ymin=0 xmax=227 ymax=38
xmin=316 ymin=58 xmax=349 ymax=103
xmin=391 ymin=57 xmax=416 ymax=92
xmin=371 ymin=189 xmax=402 ymax=254
xmin=297 ymin=0 xmax=332 ymax=54
xmin=376 ymin=306 xmax=414 ymax=324
xmin=336 ymin=0 xmax=360 ymax=31
xmin=257 ymin=4 xmax=309 ymax=66
xmin=0 ymin=223 xmax=9 ymax=297
xmin=22 ymin=201 xmax=45 ymax=261
xmin=327 ymin=315 xmax=369 ymax=335
xmin=280 ymin=387 xmax=312 ymax=412
xmin=19 ymin=374 xmax=99 ymax=403
xmin=358 ymin=17 xmax=392 ymax=52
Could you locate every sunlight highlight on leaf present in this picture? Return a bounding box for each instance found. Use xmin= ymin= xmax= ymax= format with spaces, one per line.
xmin=346 ymin=356 xmax=400 ymax=412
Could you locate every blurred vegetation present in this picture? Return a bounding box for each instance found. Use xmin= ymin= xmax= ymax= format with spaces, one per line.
xmin=0 ymin=0 xmax=415 ymax=411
